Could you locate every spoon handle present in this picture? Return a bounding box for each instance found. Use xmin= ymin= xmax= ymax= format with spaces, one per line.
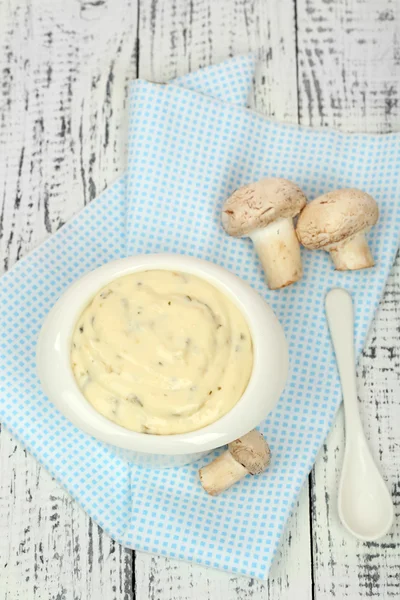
xmin=325 ymin=288 xmax=362 ymax=428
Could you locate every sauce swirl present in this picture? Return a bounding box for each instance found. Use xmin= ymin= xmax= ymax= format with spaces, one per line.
xmin=71 ymin=270 xmax=253 ymax=435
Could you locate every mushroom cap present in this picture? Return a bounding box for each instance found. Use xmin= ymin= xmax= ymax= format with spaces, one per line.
xmin=222 ymin=178 xmax=307 ymax=237
xmin=296 ymin=188 xmax=379 ymax=250
xmin=228 ymin=430 xmax=271 ymax=475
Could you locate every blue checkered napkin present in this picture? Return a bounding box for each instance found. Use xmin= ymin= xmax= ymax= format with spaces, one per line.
xmin=0 ymin=56 xmax=254 ymax=557
xmin=173 ymin=54 xmax=255 ymax=103
xmin=123 ymin=81 xmax=400 ymax=578
xmin=1 ymin=53 xmax=400 ymax=580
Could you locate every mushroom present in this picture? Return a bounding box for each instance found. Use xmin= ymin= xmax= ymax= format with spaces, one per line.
xmin=296 ymin=188 xmax=379 ymax=270
xmin=221 ymin=178 xmax=307 ymax=289
xmin=199 ymin=429 xmax=271 ymax=496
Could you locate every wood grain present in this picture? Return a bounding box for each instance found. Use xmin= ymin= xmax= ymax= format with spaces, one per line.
xmin=1 ymin=0 xmax=399 ymax=598
xmin=297 ymin=0 xmax=400 ymax=131
xmin=0 ymin=0 xmax=137 ymax=597
xmin=136 ymin=1 xmax=311 ymax=597
xmin=135 ymin=486 xmax=311 ymax=600
xmin=1 ymin=0 xmax=138 ymax=271
xmin=138 ymin=0 xmax=299 ymax=123
xmin=0 ymin=428 xmax=133 ymax=600
xmin=297 ymin=0 xmax=400 ymax=597
xmin=309 ymin=256 xmax=400 ymax=599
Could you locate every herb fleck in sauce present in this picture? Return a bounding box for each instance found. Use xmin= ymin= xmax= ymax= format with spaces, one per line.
xmin=71 ymin=270 xmax=253 ymax=435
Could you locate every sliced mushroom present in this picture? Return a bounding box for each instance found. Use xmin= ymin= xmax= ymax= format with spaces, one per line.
xmin=221 ymin=178 xmax=307 ymax=289
xmin=296 ymin=188 xmax=379 ymax=270
xmin=199 ymin=429 xmax=271 ymax=496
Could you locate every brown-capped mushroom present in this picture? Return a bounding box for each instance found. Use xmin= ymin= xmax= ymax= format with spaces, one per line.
xmin=199 ymin=429 xmax=271 ymax=496
xmin=221 ymin=178 xmax=307 ymax=289
xmin=296 ymin=188 xmax=379 ymax=270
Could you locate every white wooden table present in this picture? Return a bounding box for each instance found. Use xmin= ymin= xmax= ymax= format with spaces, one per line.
xmin=1 ymin=1 xmax=399 ymax=598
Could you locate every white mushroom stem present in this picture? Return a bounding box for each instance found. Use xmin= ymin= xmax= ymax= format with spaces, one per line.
xmin=199 ymin=430 xmax=271 ymax=496
xmin=249 ymin=218 xmax=303 ymax=289
xmin=199 ymin=451 xmax=249 ymax=496
xmin=328 ymin=230 xmax=374 ymax=271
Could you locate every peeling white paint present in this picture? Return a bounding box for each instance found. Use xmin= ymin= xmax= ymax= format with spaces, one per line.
xmin=0 ymin=0 xmax=399 ymax=598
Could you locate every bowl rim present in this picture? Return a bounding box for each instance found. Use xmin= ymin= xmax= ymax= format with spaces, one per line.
xmin=37 ymin=253 xmax=288 ymax=454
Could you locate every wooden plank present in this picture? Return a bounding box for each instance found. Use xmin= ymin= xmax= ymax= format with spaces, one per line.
xmin=136 ymin=1 xmax=312 ymax=598
xmin=3 ymin=0 xmax=398 ymax=598
xmin=297 ymin=1 xmax=400 ymax=597
xmin=0 ymin=0 xmax=138 ymax=271
xmin=297 ymin=0 xmax=400 ymax=131
xmin=0 ymin=428 xmax=133 ymax=600
xmin=309 ymin=260 xmax=400 ymax=599
xmin=138 ymin=0 xmax=298 ymax=123
xmin=0 ymin=0 xmax=138 ymax=597
xmin=135 ymin=486 xmax=311 ymax=600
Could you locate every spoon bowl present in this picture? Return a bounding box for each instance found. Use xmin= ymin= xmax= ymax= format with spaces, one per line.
xmin=325 ymin=288 xmax=394 ymax=541
xmin=338 ymin=429 xmax=394 ymax=541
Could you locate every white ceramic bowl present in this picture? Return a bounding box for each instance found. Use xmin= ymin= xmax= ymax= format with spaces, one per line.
xmin=37 ymin=254 xmax=288 ymax=468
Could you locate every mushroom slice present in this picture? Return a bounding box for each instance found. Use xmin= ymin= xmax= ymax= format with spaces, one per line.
xmin=199 ymin=430 xmax=271 ymax=496
xmin=222 ymin=178 xmax=307 ymax=289
xmin=296 ymin=188 xmax=379 ymax=271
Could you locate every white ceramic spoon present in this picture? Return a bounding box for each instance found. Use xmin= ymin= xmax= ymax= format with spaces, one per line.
xmin=325 ymin=288 xmax=394 ymax=541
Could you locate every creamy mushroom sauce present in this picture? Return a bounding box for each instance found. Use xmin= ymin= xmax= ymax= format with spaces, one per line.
xmin=71 ymin=270 xmax=253 ymax=435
